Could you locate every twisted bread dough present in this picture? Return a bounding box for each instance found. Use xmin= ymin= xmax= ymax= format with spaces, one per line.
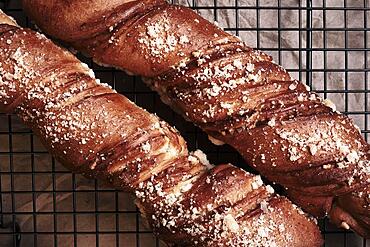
xmin=0 ymin=10 xmax=322 ymax=246
xmin=22 ymin=0 xmax=369 ymax=237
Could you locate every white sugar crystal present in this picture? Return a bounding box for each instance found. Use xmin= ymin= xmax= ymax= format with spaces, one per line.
xmin=346 ymin=151 xmax=359 ymax=163
xmin=266 ymin=185 xmax=275 ymax=194
xmin=233 ymin=59 xmax=243 ymax=69
xmin=252 ymin=175 xmax=263 ymax=189
xmin=248 ymin=73 xmax=260 ymax=82
xmin=308 ymin=144 xmax=317 ymax=155
xmin=339 ymin=144 xmax=350 ymax=154
xmin=141 ymin=142 xmax=151 ymax=153
xmin=323 ymin=164 xmax=332 ymax=169
xmin=223 ymin=214 xmax=239 ymax=233
xmin=289 ymin=83 xmax=297 ymax=90
xmin=192 ymin=50 xmax=201 ymax=58
xmin=246 ymin=63 xmax=255 ymax=72
xmin=267 ymin=118 xmax=276 ymax=127
xmin=257 ymin=227 xmax=268 ymax=238
xmin=260 ymin=200 xmax=269 ymax=213
xmin=297 ymin=94 xmax=304 ymax=102
xmin=179 ymin=35 xmax=189 ymax=44
xmin=147 ymin=25 xmax=158 ymax=37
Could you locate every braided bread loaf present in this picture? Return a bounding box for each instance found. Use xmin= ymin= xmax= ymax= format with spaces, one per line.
xmin=22 ymin=0 xmax=370 ymax=238
xmin=0 ymin=10 xmax=323 ymax=246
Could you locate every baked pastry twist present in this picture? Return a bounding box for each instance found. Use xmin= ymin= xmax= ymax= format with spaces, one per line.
xmin=0 ymin=10 xmax=323 ymax=246
xmin=22 ymin=0 xmax=370 ymax=237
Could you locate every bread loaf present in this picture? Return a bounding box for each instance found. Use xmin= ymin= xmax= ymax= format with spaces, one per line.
xmin=22 ymin=0 xmax=370 ymax=237
xmin=0 ymin=10 xmax=323 ymax=246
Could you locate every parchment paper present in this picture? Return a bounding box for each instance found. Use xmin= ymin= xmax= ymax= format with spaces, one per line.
xmin=0 ymin=0 xmax=368 ymax=246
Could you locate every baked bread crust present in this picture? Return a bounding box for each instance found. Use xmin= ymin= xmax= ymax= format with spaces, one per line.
xmin=0 ymin=11 xmax=323 ymax=246
xmin=22 ymin=0 xmax=370 ymax=237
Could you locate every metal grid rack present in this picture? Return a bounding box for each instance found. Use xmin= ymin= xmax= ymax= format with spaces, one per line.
xmin=0 ymin=0 xmax=369 ymax=246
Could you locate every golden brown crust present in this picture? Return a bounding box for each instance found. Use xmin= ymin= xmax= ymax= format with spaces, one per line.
xmin=0 ymin=11 xmax=322 ymax=246
xmin=22 ymin=0 xmax=370 ymax=238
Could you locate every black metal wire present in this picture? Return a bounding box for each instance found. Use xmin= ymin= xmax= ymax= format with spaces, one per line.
xmin=0 ymin=0 xmax=369 ymax=246
xmin=364 ymin=0 xmax=369 ymax=144
xmin=306 ymin=0 xmax=312 ymax=88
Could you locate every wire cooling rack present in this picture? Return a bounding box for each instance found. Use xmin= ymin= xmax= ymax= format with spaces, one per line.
xmin=0 ymin=0 xmax=369 ymax=246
